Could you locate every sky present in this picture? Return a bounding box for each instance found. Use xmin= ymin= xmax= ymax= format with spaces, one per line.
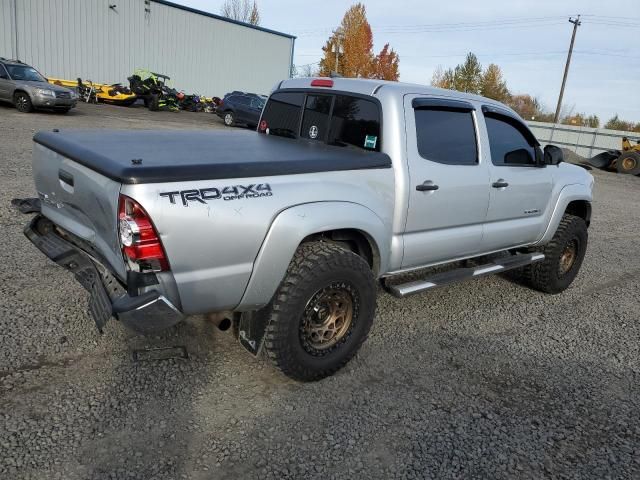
xmin=174 ymin=0 xmax=639 ymax=123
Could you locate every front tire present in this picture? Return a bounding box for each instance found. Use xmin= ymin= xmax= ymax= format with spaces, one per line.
xmin=524 ymin=214 xmax=588 ymax=294
xmin=263 ymin=242 xmax=377 ymax=382
xmin=14 ymin=92 xmax=33 ymax=113
xmin=616 ymin=151 xmax=640 ymax=175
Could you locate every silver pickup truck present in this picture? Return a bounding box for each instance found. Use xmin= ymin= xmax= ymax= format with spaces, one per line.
xmin=16 ymin=77 xmax=593 ymax=381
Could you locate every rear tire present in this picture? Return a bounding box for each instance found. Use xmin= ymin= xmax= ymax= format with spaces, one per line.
xmin=223 ymin=111 xmax=235 ymax=127
xmin=522 ymin=214 xmax=588 ymax=294
xmin=148 ymin=94 xmax=160 ymax=111
xmin=616 ymin=151 xmax=640 ymax=175
xmin=14 ymin=92 xmax=33 ymax=113
xmin=263 ymin=242 xmax=377 ymax=382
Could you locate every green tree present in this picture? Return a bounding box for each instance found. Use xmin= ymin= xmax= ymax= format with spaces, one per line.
xmin=453 ymin=53 xmax=483 ymax=94
xmin=481 ymin=64 xmax=509 ymax=103
xmin=605 ymin=114 xmax=637 ymax=132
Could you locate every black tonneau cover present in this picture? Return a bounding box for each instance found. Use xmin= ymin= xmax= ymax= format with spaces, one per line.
xmin=33 ymin=129 xmax=391 ymax=184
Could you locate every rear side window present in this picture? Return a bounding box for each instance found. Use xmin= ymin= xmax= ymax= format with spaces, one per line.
xmin=485 ymin=116 xmax=536 ymax=166
xmin=301 ymin=94 xmax=332 ymax=142
xmin=328 ymin=95 xmax=381 ymax=151
xmin=260 ymin=92 xmax=304 ymax=139
xmin=415 ymin=109 xmax=477 ymax=165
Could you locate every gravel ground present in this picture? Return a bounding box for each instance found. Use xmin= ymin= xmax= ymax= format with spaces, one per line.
xmin=1 ymin=102 xmax=639 ymax=479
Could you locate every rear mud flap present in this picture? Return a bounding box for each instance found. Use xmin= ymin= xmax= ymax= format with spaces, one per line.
xmin=238 ymin=309 xmax=271 ymax=356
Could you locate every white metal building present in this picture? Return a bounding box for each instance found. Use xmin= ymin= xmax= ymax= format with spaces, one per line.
xmin=0 ymin=0 xmax=295 ymax=96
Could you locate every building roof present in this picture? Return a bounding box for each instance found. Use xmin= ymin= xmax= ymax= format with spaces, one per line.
xmin=152 ymin=0 xmax=296 ymax=39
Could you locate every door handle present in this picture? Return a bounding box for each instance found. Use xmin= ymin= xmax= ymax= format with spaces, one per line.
xmin=492 ymin=179 xmax=509 ymax=188
xmin=416 ymin=181 xmax=439 ymax=192
xmin=59 ymin=170 xmax=74 ymax=187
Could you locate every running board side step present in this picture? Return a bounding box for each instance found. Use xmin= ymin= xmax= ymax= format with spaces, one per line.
xmin=384 ymin=253 xmax=545 ymax=298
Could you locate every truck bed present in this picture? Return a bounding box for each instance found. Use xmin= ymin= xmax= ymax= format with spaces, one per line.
xmin=33 ymin=129 xmax=391 ymax=184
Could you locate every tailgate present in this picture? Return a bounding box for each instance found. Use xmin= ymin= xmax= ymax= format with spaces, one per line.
xmin=32 ymin=143 xmax=126 ymax=279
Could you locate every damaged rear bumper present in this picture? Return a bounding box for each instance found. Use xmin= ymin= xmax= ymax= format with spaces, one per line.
xmin=23 ymin=214 xmax=184 ymax=334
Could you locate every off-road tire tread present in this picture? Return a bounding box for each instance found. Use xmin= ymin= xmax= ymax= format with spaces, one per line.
xmin=523 ymin=214 xmax=587 ymax=294
xmin=616 ymin=151 xmax=640 ymax=175
xmin=263 ymin=241 xmax=376 ymax=382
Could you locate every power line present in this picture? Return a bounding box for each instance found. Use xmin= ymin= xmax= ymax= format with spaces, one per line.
xmin=293 ymin=14 xmax=639 ymax=37
xmin=294 ymin=15 xmax=571 ymax=36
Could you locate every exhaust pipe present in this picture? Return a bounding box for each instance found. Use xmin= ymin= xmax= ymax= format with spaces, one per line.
xmin=206 ymin=312 xmax=232 ymax=331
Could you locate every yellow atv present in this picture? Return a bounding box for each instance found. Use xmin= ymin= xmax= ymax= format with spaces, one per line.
xmin=48 ymin=77 xmax=137 ymax=107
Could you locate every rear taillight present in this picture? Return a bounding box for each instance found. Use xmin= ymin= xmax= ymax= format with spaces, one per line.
xmin=118 ymin=195 xmax=169 ymax=272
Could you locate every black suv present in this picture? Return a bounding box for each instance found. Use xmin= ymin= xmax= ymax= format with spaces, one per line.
xmin=216 ymin=92 xmax=266 ymax=129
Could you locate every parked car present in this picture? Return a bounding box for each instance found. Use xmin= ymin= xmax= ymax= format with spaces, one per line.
xmin=0 ymin=58 xmax=77 ymax=113
xmin=16 ymin=77 xmax=593 ymax=382
xmin=216 ymin=91 xmax=266 ymax=128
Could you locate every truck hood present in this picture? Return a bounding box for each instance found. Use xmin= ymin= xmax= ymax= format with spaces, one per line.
xmin=33 ymin=129 xmax=391 ymax=184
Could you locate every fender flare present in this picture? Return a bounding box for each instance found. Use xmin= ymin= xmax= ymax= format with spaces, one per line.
xmin=535 ymin=183 xmax=592 ymax=245
xmin=237 ymin=201 xmax=389 ymax=310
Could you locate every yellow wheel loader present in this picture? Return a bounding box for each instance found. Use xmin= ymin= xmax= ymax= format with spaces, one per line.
xmin=585 ymin=137 xmax=640 ymax=175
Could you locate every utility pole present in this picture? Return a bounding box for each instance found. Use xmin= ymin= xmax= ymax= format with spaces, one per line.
xmin=331 ymin=30 xmax=343 ymax=75
xmin=554 ymin=15 xmax=581 ymax=123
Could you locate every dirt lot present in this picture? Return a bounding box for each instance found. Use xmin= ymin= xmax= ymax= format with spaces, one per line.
xmin=1 ymin=102 xmax=639 ymax=480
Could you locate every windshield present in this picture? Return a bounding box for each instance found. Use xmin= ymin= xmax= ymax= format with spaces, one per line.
xmin=5 ymin=65 xmax=47 ymax=82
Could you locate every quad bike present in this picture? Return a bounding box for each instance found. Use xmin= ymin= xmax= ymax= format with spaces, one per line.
xmin=128 ymin=69 xmax=178 ymax=111
xmin=583 ymin=137 xmax=640 ymax=175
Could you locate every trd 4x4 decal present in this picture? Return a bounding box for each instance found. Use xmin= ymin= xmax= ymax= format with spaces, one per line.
xmin=160 ymin=184 xmax=273 ymax=206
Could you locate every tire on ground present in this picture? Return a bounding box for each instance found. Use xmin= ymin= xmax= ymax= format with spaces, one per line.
xmin=262 ymin=241 xmax=377 ymax=382
xmin=14 ymin=92 xmax=33 ymax=113
xmin=523 ymin=213 xmax=588 ymax=294
xmin=223 ymin=111 xmax=235 ymax=127
xmin=616 ymin=151 xmax=640 ymax=175
xmin=148 ymin=94 xmax=160 ymax=111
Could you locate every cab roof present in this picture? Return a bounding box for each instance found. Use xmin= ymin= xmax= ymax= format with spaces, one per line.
xmin=277 ymin=77 xmax=520 ymax=118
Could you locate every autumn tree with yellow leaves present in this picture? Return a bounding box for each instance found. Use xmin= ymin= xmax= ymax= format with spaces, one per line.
xmin=318 ymin=4 xmax=399 ymax=81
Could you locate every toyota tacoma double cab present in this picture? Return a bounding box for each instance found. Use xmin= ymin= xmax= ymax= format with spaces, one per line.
xmin=15 ymin=77 xmax=593 ymax=381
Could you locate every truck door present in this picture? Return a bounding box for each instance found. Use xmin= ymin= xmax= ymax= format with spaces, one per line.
xmin=480 ymin=107 xmax=553 ymax=251
xmin=402 ymin=95 xmax=491 ymax=268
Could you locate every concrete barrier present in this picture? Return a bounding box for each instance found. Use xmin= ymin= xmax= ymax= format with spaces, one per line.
xmin=527 ymin=121 xmax=640 ymax=158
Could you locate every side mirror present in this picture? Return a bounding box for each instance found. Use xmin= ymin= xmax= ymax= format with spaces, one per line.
xmin=504 ymin=148 xmax=534 ymax=165
xmin=544 ymin=145 xmax=564 ymax=166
